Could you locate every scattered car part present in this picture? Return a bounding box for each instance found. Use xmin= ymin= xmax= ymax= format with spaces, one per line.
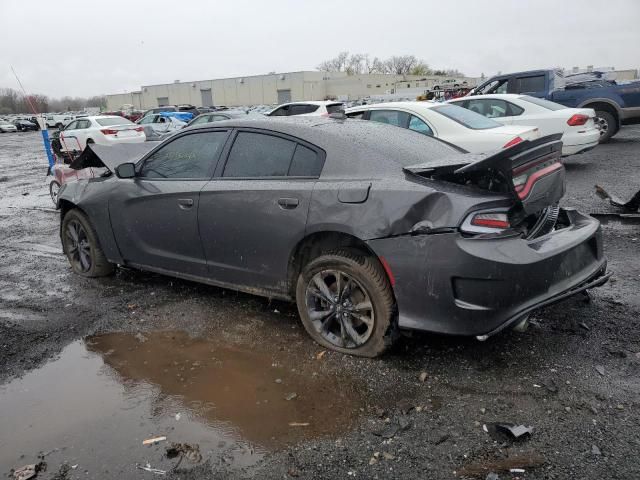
xmin=496 ymin=423 xmax=534 ymax=439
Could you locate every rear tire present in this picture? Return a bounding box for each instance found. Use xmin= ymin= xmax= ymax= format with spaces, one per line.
xmin=595 ymin=110 xmax=617 ymax=143
xmin=61 ymin=209 xmax=114 ymax=277
xmin=296 ymin=249 xmax=397 ymax=357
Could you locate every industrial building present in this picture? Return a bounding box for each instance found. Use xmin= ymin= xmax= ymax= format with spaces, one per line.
xmin=105 ymin=71 xmax=475 ymax=111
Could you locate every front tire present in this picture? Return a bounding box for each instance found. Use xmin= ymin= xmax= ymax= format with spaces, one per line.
xmin=49 ymin=181 xmax=60 ymax=205
xmin=296 ymin=250 xmax=396 ymax=357
xmin=61 ymin=209 xmax=114 ymax=277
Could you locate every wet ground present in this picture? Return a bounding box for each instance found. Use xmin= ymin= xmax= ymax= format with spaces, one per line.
xmin=1 ymin=128 xmax=639 ymax=479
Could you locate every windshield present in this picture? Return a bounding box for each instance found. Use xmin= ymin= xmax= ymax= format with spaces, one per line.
xmin=519 ymin=95 xmax=567 ymax=111
xmin=431 ymin=104 xmax=501 ymax=130
xmin=96 ymin=117 xmax=134 ymax=126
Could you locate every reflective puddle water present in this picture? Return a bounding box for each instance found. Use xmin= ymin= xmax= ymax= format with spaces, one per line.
xmin=0 ymin=331 xmax=364 ymax=476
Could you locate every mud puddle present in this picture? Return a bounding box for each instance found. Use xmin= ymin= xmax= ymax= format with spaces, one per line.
xmin=0 ymin=331 xmax=364 ymax=477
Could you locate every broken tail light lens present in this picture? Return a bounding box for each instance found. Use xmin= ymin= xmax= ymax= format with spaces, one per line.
xmin=461 ymin=211 xmax=510 ymax=234
xmin=503 ymin=136 xmax=523 ymax=149
xmin=567 ymin=114 xmax=589 ymax=126
xmin=100 ymin=128 xmax=118 ymax=135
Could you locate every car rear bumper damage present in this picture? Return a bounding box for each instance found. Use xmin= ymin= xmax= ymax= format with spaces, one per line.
xmin=367 ymin=208 xmax=609 ymax=337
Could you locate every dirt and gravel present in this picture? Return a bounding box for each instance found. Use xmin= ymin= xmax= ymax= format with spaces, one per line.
xmin=1 ymin=128 xmax=639 ymax=479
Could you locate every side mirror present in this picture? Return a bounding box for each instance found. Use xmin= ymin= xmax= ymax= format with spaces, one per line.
xmin=115 ymin=162 xmax=136 ymax=179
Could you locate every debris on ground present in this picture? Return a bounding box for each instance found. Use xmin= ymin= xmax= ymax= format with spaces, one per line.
xmin=174 ymin=413 xmax=181 ymax=421
xmin=419 ymin=371 xmax=428 ymax=382
xmin=166 ymin=442 xmax=203 ymax=463
xmin=457 ymin=452 xmax=544 ymax=477
xmin=591 ymin=445 xmax=602 ymax=456
xmin=134 ymin=332 xmax=147 ymax=343
xmin=12 ymin=462 xmax=46 ymax=480
xmin=285 ymin=392 xmax=298 ymax=401
xmin=595 ymin=365 xmax=606 ymax=376
xmin=496 ymin=423 xmax=534 ymax=439
xmin=143 ymin=436 xmax=167 ymax=445
xmin=136 ymin=463 xmax=166 ymax=475
xmin=316 ymin=351 xmax=326 ymax=360
xmin=579 ymin=322 xmax=590 ymax=331
xmin=288 ymin=422 xmax=310 ymax=427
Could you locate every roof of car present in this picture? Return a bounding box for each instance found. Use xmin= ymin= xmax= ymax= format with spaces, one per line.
xmin=280 ymin=100 xmax=343 ymax=106
xmin=449 ymin=94 xmax=524 ymax=100
xmin=185 ymin=117 xmax=461 ymax=178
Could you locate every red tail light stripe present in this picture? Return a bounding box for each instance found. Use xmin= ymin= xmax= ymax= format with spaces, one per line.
xmin=516 ymin=162 xmax=563 ymax=199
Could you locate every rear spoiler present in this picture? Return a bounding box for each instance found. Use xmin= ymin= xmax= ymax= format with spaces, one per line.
xmin=70 ymin=142 xmax=157 ymax=171
xmin=403 ymin=133 xmax=563 ymax=178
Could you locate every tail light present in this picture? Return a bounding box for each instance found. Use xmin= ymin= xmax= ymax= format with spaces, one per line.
xmin=101 ymin=128 xmax=118 ymax=135
xmin=503 ymin=136 xmax=523 ymax=149
xmin=512 ymin=161 xmax=563 ymax=199
xmin=567 ymin=114 xmax=589 ymax=126
xmin=461 ymin=211 xmax=510 ymax=234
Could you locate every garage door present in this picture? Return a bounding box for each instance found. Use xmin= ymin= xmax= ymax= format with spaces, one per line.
xmin=157 ymin=97 xmax=169 ymax=106
xmin=200 ymin=89 xmax=213 ymax=107
xmin=277 ymin=89 xmax=291 ymax=104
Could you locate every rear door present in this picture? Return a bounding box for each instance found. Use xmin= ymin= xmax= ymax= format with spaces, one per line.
xmin=198 ymin=129 xmax=324 ymax=293
xmin=59 ymin=121 xmax=82 ymax=151
xmin=109 ymin=130 xmax=229 ymax=275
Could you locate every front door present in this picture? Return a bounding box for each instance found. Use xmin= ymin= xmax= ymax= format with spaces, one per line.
xmin=198 ymin=130 xmax=323 ymax=293
xmin=109 ymin=130 xmax=229 ymax=276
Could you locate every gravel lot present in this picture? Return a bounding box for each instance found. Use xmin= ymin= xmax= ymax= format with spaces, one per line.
xmin=0 ymin=128 xmax=639 ymax=479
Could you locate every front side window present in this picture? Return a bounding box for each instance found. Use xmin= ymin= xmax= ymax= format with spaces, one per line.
xmin=408 ymin=115 xmax=433 ymax=136
xmin=64 ymin=121 xmax=78 ymax=130
xmin=369 ymin=110 xmax=410 ymax=128
xmin=138 ymin=116 xmax=154 ymax=125
xmin=190 ymin=115 xmax=212 ymax=126
xmin=211 ymin=115 xmax=230 ymax=122
xmin=223 ymin=132 xmax=296 ymax=177
xmin=346 ymin=111 xmax=364 ymax=119
xmin=326 ymin=103 xmax=344 ymax=114
xmin=269 ymin=105 xmax=289 ymax=116
xmin=431 ymin=104 xmax=501 ymax=130
xmin=139 ymin=131 xmax=227 ymax=179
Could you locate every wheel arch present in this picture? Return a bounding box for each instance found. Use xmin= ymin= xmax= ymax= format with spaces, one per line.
xmin=286 ymin=230 xmax=394 ymax=298
xmin=579 ymin=99 xmax=621 ymax=123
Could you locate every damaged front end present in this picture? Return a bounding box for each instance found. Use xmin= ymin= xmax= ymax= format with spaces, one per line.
xmin=368 ymin=134 xmax=610 ymax=338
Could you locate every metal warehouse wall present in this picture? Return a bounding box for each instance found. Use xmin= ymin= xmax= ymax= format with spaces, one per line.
xmin=105 ymin=71 xmax=476 ymax=110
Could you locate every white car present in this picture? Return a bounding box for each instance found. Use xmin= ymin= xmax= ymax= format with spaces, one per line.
xmin=267 ymin=100 xmax=344 ymax=117
xmin=0 ymin=121 xmax=18 ymax=133
xmin=432 ymin=79 xmax=467 ymax=90
xmin=448 ymin=94 xmax=600 ymax=156
xmin=345 ymin=102 xmax=539 ymax=154
xmin=59 ymin=116 xmax=145 ymax=152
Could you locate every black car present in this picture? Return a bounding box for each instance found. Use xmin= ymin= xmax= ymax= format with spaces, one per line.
xmin=14 ymin=119 xmax=39 ymax=131
xmin=56 ymin=118 xmax=609 ymax=357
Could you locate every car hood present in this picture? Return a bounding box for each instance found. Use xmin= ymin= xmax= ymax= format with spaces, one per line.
xmin=70 ymin=142 xmax=157 ymax=171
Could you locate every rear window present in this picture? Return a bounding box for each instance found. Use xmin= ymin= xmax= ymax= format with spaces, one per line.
xmin=326 ymin=103 xmax=344 ymax=114
xmin=519 ymin=95 xmax=566 ymax=111
xmin=96 ymin=117 xmax=133 ymax=126
xmin=431 ymin=104 xmax=500 ymax=130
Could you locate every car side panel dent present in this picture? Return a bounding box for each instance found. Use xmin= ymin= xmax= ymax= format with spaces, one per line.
xmin=58 ymin=178 xmax=124 ymax=264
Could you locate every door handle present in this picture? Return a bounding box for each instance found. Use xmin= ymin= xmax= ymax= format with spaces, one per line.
xmin=277 ymin=197 xmax=299 ymax=209
xmin=177 ymin=198 xmax=194 ymax=209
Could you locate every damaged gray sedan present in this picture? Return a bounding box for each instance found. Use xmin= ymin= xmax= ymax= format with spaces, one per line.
xmin=57 ymin=117 xmax=610 ymax=357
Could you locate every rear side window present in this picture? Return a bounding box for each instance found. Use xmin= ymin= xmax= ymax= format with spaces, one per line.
xmin=369 ymin=110 xmax=410 ymax=128
xmin=269 ymin=105 xmax=289 ymax=116
xmin=326 ymin=103 xmax=344 ymax=114
xmin=288 ymin=144 xmax=323 ymax=177
xmin=408 ymin=115 xmax=433 ymax=136
xmin=289 ymin=104 xmax=319 ymax=115
xmin=140 ymin=131 xmax=227 ymax=179
xmin=223 ymin=132 xmax=296 ymax=177
xmin=190 ymin=115 xmax=212 ymax=125
xmin=431 ymin=104 xmax=500 ymax=130
xmin=514 ymin=75 xmax=545 ymax=93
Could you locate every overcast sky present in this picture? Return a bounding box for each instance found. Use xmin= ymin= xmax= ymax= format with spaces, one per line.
xmin=1 ymin=0 xmax=638 ymax=98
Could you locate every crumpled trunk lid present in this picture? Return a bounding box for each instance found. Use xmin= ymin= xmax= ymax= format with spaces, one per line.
xmin=404 ymin=134 xmax=565 ymax=218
